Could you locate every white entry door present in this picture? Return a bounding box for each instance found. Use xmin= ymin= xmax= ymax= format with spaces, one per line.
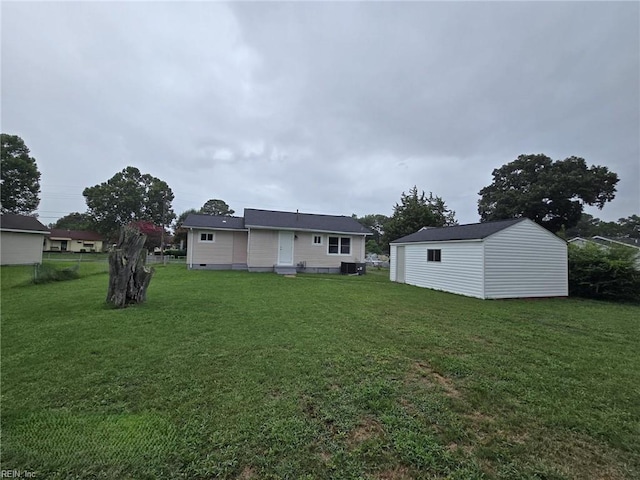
xmin=278 ymin=231 xmax=294 ymax=265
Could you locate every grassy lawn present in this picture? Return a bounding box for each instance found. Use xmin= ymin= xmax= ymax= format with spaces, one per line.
xmin=1 ymin=265 xmax=638 ymax=479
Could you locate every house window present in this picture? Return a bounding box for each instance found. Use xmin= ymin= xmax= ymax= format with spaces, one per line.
xmin=312 ymin=235 xmax=323 ymax=245
xmin=199 ymin=232 xmax=215 ymax=243
xmin=427 ymin=249 xmax=441 ymax=262
xmin=328 ymin=236 xmax=351 ymax=255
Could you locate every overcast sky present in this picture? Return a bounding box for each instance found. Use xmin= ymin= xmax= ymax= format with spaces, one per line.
xmin=2 ymin=1 xmax=638 ymax=226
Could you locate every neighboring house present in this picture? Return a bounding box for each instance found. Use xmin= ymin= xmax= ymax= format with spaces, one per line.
xmin=389 ymin=218 xmax=568 ymax=299
xmin=0 ymin=213 xmax=50 ymax=265
xmin=44 ymin=229 xmax=105 ymax=253
xmin=568 ymin=235 xmax=640 ymax=267
xmin=183 ymin=208 xmax=372 ymax=274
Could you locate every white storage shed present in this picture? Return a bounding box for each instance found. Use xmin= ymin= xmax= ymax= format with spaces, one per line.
xmin=389 ymin=218 xmax=568 ymax=299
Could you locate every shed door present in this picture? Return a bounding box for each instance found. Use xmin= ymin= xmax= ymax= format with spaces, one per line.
xmin=278 ymin=231 xmax=294 ymax=265
xmin=396 ymin=246 xmax=406 ymax=283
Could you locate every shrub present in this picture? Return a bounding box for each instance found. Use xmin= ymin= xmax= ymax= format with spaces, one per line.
xmin=568 ymin=243 xmax=640 ymax=302
xmin=164 ymin=249 xmax=186 ymax=258
xmin=32 ymin=264 xmax=80 ymax=284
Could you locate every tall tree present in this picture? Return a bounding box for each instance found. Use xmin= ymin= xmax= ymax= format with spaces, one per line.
xmin=172 ymin=208 xmax=199 ymax=248
xmin=618 ymin=215 xmax=640 ymax=238
xmin=1 ymin=133 xmax=41 ymax=215
xmin=478 ymin=154 xmax=619 ymax=233
xmin=83 ymin=166 xmax=175 ymax=240
xmin=200 ymin=199 xmax=234 ymax=216
xmin=384 ymin=186 xmax=456 ymax=244
xmin=52 ymin=212 xmax=97 ymax=231
xmin=354 ymin=213 xmax=390 ymax=253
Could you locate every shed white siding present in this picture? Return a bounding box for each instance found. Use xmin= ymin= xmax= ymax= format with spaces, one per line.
xmin=484 ymin=220 xmax=567 ymax=299
xmin=390 ymin=218 xmax=568 ymax=299
xmin=389 ymin=245 xmax=398 ymax=282
xmin=403 ymin=241 xmax=485 ymax=298
xmin=1 ymin=231 xmax=45 ymax=265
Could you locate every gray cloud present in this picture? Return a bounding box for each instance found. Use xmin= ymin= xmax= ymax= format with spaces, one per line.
xmin=2 ymin=1 xmax=637 ymax=225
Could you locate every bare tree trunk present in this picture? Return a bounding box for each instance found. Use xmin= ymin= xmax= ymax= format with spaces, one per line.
xmin=107 ymin=225 xmax=154 ymax=308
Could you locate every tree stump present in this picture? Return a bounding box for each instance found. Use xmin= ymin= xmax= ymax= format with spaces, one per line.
xmin=107 ymin=225 xmax=155 ymax=308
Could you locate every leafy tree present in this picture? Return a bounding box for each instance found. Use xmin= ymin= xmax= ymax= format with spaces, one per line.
xmin=618 ymin=214 xmax=640 ymax=238
xmin=129 ymin=220 xmax=166 ymax=251
xmin=52 ymin=212 xmax=96 ymax=231
xmin=200 ymin=199 xmax=234 ymax=216
xmin=172 ymin=208 xmax=199 ymax=248
xmin=1 ymin=133 xmax=41 ymax=215
xmin=565 ymin=213 xmax=638 ymax=239
xmin=478 ymin=154 xmax=619 ymax=233
xmin=354 ymin=213 xmax=390 ymax=253
xmin=384 ymin=186 xmax=456 ymax=244
xmin=568 ymin=242 xmax=640 ymax=302
xmin=365 ymin=239 xmax=383 ymax=255
xmin=83 ymin=166 xmax=175 ymax=240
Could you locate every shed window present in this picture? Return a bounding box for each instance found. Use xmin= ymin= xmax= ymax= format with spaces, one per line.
xmin=427 ymin=249 xmax=441 ymax=262
xmin=199 ymin=232 xmax=215 ymax=243
xmin=328 ymin=236 xmax=351 ymax=255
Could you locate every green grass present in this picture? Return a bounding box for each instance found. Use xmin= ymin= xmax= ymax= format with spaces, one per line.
xmin=1 ymin=265 xmax=638 ymax=479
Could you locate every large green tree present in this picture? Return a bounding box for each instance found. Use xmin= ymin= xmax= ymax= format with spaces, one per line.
xmin=354 ymin=213 xmax=390 ymax=253
xmin=478 ymin=154 xmax=619 ymax=233
xmin=1 ymin=133 xmax=41 ymax=215
xmin=384 ymin=187 xmax=456 ymax=244
xmin=172 ymin=208 xmax=199 ymax=248
xmin=83 ymin=166 xmax=175 ymax=239
xmin=200 ymin=199 xmax=234 ymax=216
xmin=51 ymin=212 xmax=97 ymax=231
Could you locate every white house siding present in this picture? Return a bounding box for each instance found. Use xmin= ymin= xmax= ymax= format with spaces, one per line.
xmin=293 ymin=232 xmax=366 ymax=269
xmin=403 ymin=241 xmax=485 ymax=298
xmin=484 ymin=220 xmax=567 ymax=299
xmin=1 ymin=232 xmax=45 ymax=265
xmin=247 ymin=229 xmax=279 ymax=269
xmin=232 ymin=231 xmax=248 ymax=264
xmin=189 ymin=230 xmax=237 ymax=267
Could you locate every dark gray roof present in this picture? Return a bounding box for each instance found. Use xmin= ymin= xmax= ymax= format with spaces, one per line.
xmin=244 ymin=209 xmax=372 ymax=235
xmin=0 ymin=213 xmax=49 ymax=233
xmin=391 ymin=218 xmax=527 ymax=244
xmin=182 ymin=214 xmax=246 ymax=230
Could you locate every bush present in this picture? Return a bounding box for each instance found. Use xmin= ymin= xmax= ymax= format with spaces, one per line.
xmin=164 ymin=249 xmax=186 ymax=258
xmin=32 ymin=264 xmax=80 ymax=284
xmin=568 ymin=243 xmax=640 ymax=302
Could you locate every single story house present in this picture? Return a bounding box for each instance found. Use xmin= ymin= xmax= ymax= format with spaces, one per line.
xmin=568 ymin=235 xmax=640 ymax=267
xmin=389 ymin=217 xmax=568 ymax=299
xmin=45 ymin=229 xmax=105 ymax=253
xmin=182 ymin=208 xmax=372 ymax=274
xmin=0 ymin=213 xmax=50 ymax=265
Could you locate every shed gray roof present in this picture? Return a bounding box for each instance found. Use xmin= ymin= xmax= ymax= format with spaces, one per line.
xmin=0 ymin=213 xmax=50 ymax=233
xmin=391 ymin=218 xmax=527 ymax=244
xmin=182 ymin=214 xmax=246 ymax=230
xmin=244 ymin=208 xmax=372 ymax=235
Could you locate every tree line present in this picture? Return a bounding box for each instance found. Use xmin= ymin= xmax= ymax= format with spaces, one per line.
xmin=3 ymin=133 xmax=634 ymax=253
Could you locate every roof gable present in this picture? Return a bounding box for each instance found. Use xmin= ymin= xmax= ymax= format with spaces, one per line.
xmin=182 ymin=214 xmax=246 ymax=230
xmin=0 ymin=213 xmax=49 ymax=233
xmin=391 ymin=218 xmax=528 ymax=244
xmin=244 ymin=208 xmax=372 ymax=235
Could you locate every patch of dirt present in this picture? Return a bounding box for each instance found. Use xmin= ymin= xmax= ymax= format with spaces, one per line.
xmin=374 ymin=466 xmax=413 ymax=480
xmin=237 ymin=466 xmax=256 ymax=479
xmin=412 ymin=361 xmax=461 ymax=398
xmin=348 ymin=416 xmax=384 ymax=445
